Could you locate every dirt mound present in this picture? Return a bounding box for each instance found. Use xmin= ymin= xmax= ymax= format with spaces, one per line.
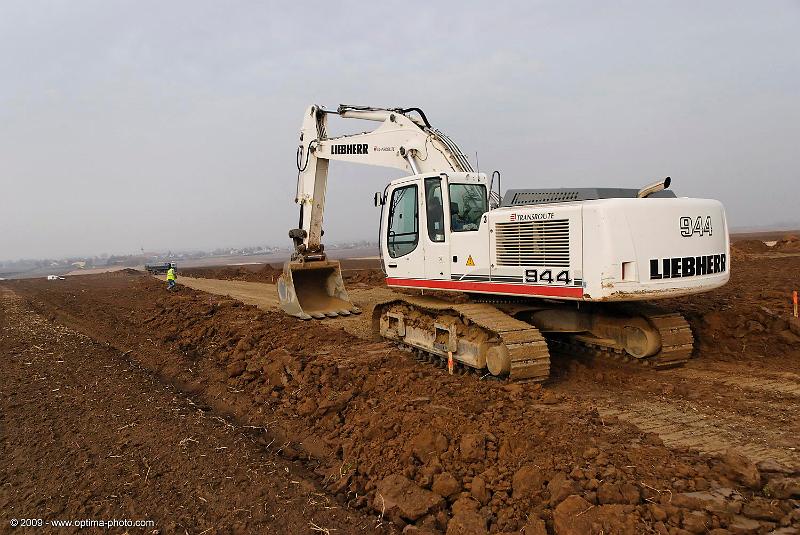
xmin=342 ymin=268 xmax=386 ymax=286
xmin=731 ymin=239 xmax=769 ymax=253
xmin=252 ymin=264 xmax=284 ymax=281
xmin=774 ymin=234 xmax=800 ymax=252
xmin=181 ymin=264 xmax=283 ymax=282
xmin=182 ymin=263 xmax=387 ymax=287
xmin=14 ymin=271 xmax=800 ymax=533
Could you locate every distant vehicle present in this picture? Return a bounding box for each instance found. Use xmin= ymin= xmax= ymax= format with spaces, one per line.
xmin=46 ymin=275 xmax=66 ymax=280
xmin=145 ymin=262 xmax=177 ymax=275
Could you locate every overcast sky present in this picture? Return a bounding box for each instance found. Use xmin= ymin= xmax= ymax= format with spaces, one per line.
xmin=1 ymin=1 xmax=798 ymax=261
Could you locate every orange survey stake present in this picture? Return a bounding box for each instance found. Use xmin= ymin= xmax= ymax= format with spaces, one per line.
xmin=794 ymin=290 xmax=798 ymax=318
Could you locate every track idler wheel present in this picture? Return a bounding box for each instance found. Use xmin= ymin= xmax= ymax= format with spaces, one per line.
xmin=486 ymin=345 xmax=511 ymax=376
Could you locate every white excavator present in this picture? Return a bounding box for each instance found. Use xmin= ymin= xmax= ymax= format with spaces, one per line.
xmin=277 ymin=104 xmax=730 ymax=381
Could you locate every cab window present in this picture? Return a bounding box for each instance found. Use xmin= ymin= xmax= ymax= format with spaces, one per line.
xmin=449 ymin=184 xmax=487 ymax=232
xmin=425 ymin=178 xmax=445 ymax=242
xmin=387 ymin=184 xmax=419 ymax=258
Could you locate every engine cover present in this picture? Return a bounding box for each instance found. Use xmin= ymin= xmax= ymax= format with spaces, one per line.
xmin=482 ymin=197 xmax=730 ymax=301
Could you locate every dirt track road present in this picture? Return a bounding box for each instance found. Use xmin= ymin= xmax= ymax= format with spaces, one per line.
xmin=175 ymin=277 xmax=282 ymax=310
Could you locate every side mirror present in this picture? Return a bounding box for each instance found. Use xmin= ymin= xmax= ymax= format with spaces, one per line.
xmin=374 ymin=192 xmax=385 ymax=206
xmin=489 ymin=170 xmax=501 ymax=210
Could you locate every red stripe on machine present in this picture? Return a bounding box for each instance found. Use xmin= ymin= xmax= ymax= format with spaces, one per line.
xmin=385 ymin=278 xmax=584 ymax=298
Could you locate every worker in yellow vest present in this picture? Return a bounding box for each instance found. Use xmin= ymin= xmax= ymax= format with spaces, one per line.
xmin=166 ymin=266 xmax=177 ymax=291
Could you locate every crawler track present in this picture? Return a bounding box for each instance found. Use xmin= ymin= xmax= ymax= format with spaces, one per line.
xmin=373 ymin=297 xmax=694 ymax=380
xmin=472 ymin=296 xmax=695 ymax=371
xmin=372 ymin=296 xmax=551 ymax=382
xmin=550 ymin=308 xmax=694 ymax=369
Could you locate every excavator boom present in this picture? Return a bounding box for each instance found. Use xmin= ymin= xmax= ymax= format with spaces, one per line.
xmin=279 ymin=104 xmax=475 ymax=319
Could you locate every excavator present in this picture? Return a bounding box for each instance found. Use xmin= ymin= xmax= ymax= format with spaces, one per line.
xmin=277 ymin=104 xmax=730 ymax=381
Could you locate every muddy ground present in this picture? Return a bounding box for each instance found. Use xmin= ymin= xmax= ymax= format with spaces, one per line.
xmin=0 ymin=286 xmax=381 ymax=535
xmin=1 ymin=250 xmax=800 ymax=534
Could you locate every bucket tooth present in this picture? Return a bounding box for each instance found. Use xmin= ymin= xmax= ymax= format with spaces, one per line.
xmin=277 ymin=259 xmax=361 ymax=320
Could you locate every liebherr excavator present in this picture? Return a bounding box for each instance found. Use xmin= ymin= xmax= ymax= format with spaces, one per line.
xmin=277 ymin=104 xmax=730 ymax=381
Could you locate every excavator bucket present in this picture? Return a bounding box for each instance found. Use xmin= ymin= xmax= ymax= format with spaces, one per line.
xmin=277 ymin=260 xmax=362 ymax=320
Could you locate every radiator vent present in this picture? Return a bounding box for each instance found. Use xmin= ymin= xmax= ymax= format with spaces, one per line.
xmin=501 ymin=187 xmax=677 ymax=207
xmin=508 ymin=190 xmax=581 ymax=205
xmin=495 ymin=219 xmax=570 ymax=267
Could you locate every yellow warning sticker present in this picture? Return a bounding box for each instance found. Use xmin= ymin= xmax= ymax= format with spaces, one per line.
xmin=466 ymin=255 xmax=475 ymax=267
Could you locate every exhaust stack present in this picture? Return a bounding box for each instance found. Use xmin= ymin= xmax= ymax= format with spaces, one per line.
xmin=638 ymin=176 xmax=671 ymax=198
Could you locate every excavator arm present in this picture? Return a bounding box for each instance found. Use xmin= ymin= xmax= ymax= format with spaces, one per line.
xmin=293 ymin=105 xmax=472 ymax=258
xmin=279 ymin=104 xmax=474 ymax=319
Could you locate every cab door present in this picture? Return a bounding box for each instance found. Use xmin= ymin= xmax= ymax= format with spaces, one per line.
xmin=448 ymin=179 xmax=490 ymax=281
xmin=382 ymin=178 xmax=425 ymax=280
xmin=422 ymin=176 xmax=451 ymax=280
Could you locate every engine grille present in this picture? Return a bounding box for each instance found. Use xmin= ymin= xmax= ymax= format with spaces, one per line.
xmin=495 ymin=219 xmax=570 ymax=267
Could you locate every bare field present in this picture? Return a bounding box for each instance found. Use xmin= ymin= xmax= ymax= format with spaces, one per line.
xmin=2 ymin=247 xmax=800 ymax=534
xmin=731 ymin=229 xmax=800 ymax=243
